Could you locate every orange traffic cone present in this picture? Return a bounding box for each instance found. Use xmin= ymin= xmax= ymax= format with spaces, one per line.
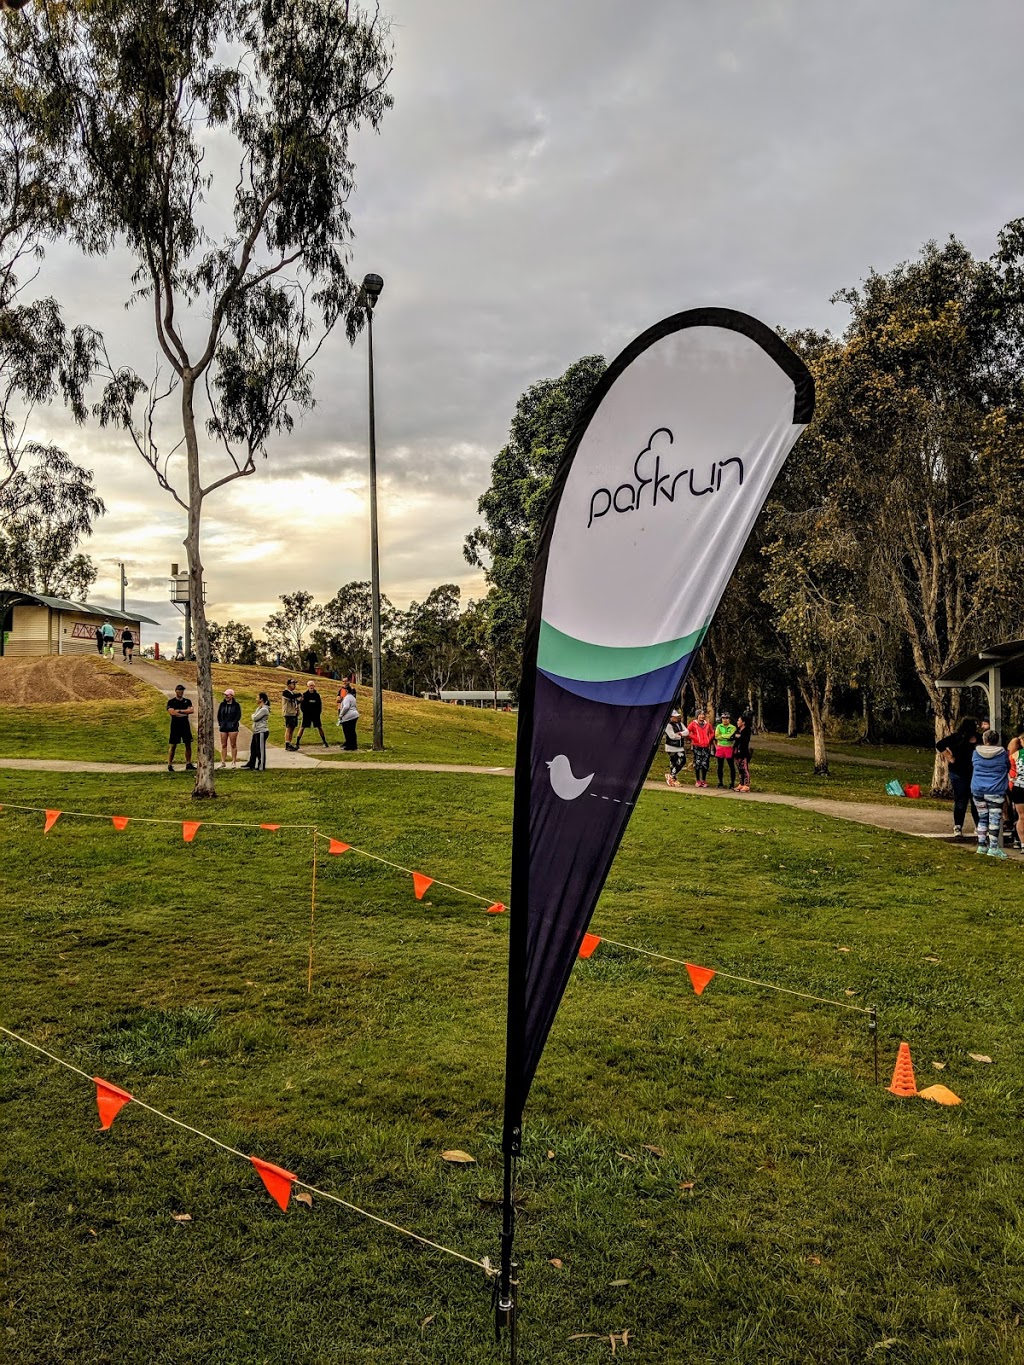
xmin=887 ymin=1042 xmax=917 ymax=1097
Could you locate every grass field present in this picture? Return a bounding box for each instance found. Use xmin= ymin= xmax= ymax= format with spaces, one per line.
xmin=1 ymin=762 xmax=1021 ymax=1363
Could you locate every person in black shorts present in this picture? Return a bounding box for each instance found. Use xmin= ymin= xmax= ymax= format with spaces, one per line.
xmin=281 ymin=678 xmax=301 ymax=750
xmin=121 ymin=627 xmax=135 ymax=663
xmin=167 ymin=685 xmax=195 ymax=772
xmin=295 ymin=680 xmax=329 ymax=748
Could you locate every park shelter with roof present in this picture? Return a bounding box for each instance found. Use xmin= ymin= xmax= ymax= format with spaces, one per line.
xmin=0 ymin=590 xmax=160 ymax=658
xmin=935 ymin=640 xmax=1024 ymax=737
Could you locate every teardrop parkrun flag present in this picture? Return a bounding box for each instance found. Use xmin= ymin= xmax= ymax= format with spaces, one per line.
xmin=502 ymin=309 xmax=814 ymax=1147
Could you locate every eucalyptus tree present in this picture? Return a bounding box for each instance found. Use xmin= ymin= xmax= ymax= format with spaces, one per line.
xmin=4 ymin=0 xmax=393 ymax=795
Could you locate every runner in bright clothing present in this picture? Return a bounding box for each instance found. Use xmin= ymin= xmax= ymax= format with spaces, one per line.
xmin=715 ymin=712 xmax=737 ymax=789
xmin=687 ymin=711 xmax=714 ymax=788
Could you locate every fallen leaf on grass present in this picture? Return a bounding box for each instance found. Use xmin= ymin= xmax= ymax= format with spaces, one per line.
xmin=867 ymin=1340 xmax=901 ymax=1355
xmin=441 ymin=1149 xmax=476 ymax=1164
xmin=805 ymin=1255 xmax=821 ymax=1265
xmin=609 ymin=1279 xmax=630 ymax=1287
xmin=931 ymin=1061 xmax=946 ymax=1070
xmin=549 ymin=1258 xmax=563 ymax=1268
xmin=616 ymin=1152 xmax=636 ymax=1163
xmin=837 ymin=946 xmax=851 ymax=953
xmin=547 ymin=1150 xmax=555 ymax=1161
xmin=295 ymin=1192 xmax=313 ymax=1208
xmin=419 ymin=1315 xmax=435 ymax=1334
xmin=678 ymin=1182 xmax=695 ymax=1195
xmin=88 ymin=1228 xmax=97 ymax=1237
xmin=923 ymin=955 xmax=940 ymax=964
xmin=844 ymin=989 xmax=859 ymax=997
xmin=968 ymin=1054 xmax=993 ymax=1064
xmin=171 ymin=1213 xmax=192 ymax=1223
xmin=641 ymin=1144 xmax=665 ymax=1158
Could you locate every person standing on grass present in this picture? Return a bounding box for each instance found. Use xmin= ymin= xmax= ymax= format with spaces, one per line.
xmin=243 ymin=692 xmax=270 ymax=770
xmin=936 ymin=716 xmax=980 ymax=839
xmin=715 ymin=711 xmax=737 ymax=789
xmin=970 ymin=729 xmax=1010 ymax=859
xmin=217 ymin=688 xmax=242 ymax=768
xmin=733 ymin=713 xmax=753 ymax=791
xmin=295 ymin=680 xmax=329 ymax=749
xmin=101 ymin=619 xmax=116 ymax=658
xmin=281 ymin=678 xmax=301 ymax=750
xmin=1008 ymin=735 xmax=1024 ymax=852
xmin=338 ymin=682 xmax=359 ymax=751
xmin=688 ymin=710 xmax=714 ymax=787
xmin=166 ymin=684 xmax=195 ymax=772
xmin=664 ymin=709 xmax=686 ymax=786
xmin=121 ymin=627 xmax=135 ymax=664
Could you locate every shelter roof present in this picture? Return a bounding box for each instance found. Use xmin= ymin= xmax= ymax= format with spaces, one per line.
xmin=936 ymin=641 xmax=1024 ymax=689
xmin=0 ymin=590 xmax=160 ymax=626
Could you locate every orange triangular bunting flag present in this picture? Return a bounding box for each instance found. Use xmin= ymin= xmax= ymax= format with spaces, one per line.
xmin=486 ymin=902 xmax=506 ymax=915
xmin=43 ymin=809 xmax=61 ymax=833
xmin=328 ymin=839 xmax=350 ymax=855
xmin=182 ymin=821 xmax=201 ymax=843
xmin=93 ymin=1077 xmax=133 ymax=1130
xmin=578 ymin=932 xmax=601 ymax=959
xmin=685 ymin=963 xmax=716 ymax=996
xmin=111 ymin=816 xmax=129 ymax=831
xmin=412 ymin=872 xmax=433 ymax=900
xmin=887 ymin=1041 xmax=917 ymax=1096
xmin=260 ymin=824 xmax=280 ymax=831
xmin=250 ymin=1156 xmax=296 ymax=1211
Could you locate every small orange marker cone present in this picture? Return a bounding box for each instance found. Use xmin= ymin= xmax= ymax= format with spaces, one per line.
xmin=412 ymin=872 xmax=433 ymax=900
xmin=250 ymin=1156 xmax=296 ymax=1211
xmin=182 ymin=821 xmax=201 ymax=843
xmin=918 ymin=1083 xmax=961 ymax=1106
xmin=578 ymin=932 xmax=601 ymax=959
xmin=43 ymin=809 xmax=61 ymax=833
xmin=111 ymin=816 xmax=129 ymax=831
xmin=486 ymin=902 xmax=506 ymax=915
xmin=93 ymin=1077 xmax=133 ymax=1130
xmin=328 ymin=839 xmax=350 ymax=855
xmin=887 ymin=1041 xmax=917 ymax=1096
xmin=685 ymin=963 xmax=716 ymax=996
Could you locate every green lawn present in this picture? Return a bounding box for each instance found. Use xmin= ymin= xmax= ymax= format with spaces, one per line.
xmin=1 ymin=692 xmax=172 ymax=764
xmin=1 ymin=766 xmax=1021 ymax=1363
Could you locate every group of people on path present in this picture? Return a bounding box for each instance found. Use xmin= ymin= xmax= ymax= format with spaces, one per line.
xmin=166 ymin=678 xmax=360 ymax=772
xmin=936 ymin=717 xmax=1024 ymax=858
xmin=94 ymin=620 xmax=134 ymax=663
xmin=664 ymin=708 xmax=754 ymax=792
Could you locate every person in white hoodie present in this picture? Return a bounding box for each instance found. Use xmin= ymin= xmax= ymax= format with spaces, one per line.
xmin=243 ymin=692 xmax=271 ymax=771
xmin=970 ymin=729 xmax=1010 ymax=859
xmin=338 ymin=683 xmax=360 ymax=751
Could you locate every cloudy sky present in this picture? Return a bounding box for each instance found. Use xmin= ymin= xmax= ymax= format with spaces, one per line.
xmin=27 ymin=0 xmax=1024 ymax=648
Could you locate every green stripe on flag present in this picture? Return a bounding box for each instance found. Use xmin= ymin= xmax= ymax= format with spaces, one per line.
xmin=537 ymin=619 xmax=707 ymax=683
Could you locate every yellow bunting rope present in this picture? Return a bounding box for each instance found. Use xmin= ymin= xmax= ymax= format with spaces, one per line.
xmin=0 ymin=1024 xmax=493 ymax=1276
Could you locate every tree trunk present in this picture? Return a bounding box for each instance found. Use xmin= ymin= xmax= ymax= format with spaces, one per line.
xmin=797 ymin=671 xmax=829 ymax=775
xmin=928 ymin=687 xmax=956 ymax=798
xmin=755 ymin=686 xmax=764 ymax=734
xmin=787 ymin=685 xmax=798 ymax=738
xmin=182 ymin=376 xmax=217 ymax=799
xmin=822 ymin=670 xmax=834 ymax=728
xmin=857 ymin=689 xmax=880 ymax=745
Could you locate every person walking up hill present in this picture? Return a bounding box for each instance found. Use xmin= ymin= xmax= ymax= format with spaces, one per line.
xmin=971 ymin=729 xmax=1010 ymax=859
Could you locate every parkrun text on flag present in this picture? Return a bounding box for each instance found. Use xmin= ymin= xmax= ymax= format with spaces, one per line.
xmin=503 ymin=308 xmax=815 ymax=1148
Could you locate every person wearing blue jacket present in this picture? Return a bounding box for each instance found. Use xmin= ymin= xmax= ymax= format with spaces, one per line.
xmin=971 ymin=730 xmax=1011 ymax=859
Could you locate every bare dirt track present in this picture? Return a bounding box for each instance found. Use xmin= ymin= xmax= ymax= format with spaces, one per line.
xmin=0 ymin=655 xmax=148 ymax=704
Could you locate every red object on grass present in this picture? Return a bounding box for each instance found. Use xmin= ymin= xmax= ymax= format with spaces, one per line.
xmin=685 ymin=963 xmax=716 ymax=996
xmin=260 ymin=824 xmax=281 ymax=831
xmin=412 ymin=872 xmax=433 ymax=900
xmin=578 ymin=932 xmax=601 ymax=959
xmin=250 ymin=1156 xmax=296 ymax=1211
xmin=93 ymin=1077 xmax=133 ymax=1130
xmin=43 ymin=809 xmax=61 ymax=833
xmin=328 ymin=839 xmax=350 ymax=855
xmin=486 ymin=902 xmax=506 ymax=915
xmin=111 ymin=816 xmax=129 ymax=831
xmin=903 ymin=784 xmax=921 ymax=799
xmin=182 ymin=821 xmax=201 ymax=843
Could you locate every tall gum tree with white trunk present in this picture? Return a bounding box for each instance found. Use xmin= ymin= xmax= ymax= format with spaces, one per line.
xmin=4 ymin=0 xmax=393 ymax=796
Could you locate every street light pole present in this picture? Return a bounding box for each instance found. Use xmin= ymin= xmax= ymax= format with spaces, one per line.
xmin=118 ymin=562 xmax=126 ymax=613
xmin=362 ymin=272 xmax=385 ymax=751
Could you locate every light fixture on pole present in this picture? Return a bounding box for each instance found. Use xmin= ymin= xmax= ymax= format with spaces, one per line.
xmin=362 ymin=271 xmax=385 ymax=751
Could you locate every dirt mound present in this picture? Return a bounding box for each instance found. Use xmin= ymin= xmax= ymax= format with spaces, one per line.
xmin=0 ymin=655 xmax=146 ymax=704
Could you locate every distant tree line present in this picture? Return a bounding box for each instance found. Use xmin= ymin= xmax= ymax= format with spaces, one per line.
xmin=208 ymin=582 xmax=517 ymax=701
xmin=466 ymin=226 xmax=1024 ymax=793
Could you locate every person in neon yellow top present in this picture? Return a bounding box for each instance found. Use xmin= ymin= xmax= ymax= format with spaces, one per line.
xmin=714 ymin=713 xmax=737 ymax=788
